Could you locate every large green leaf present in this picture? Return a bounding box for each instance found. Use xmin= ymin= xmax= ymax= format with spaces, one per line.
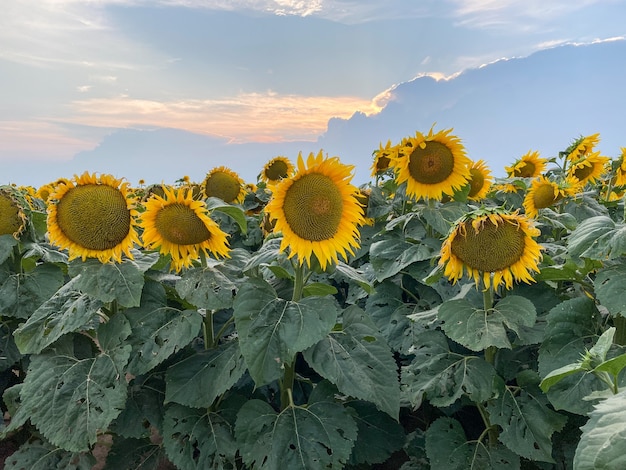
xmin=0 ymin=234 xmax=19 ymax=265
xmin=111 ymin=377 xmax=165 ymax=439
xmin=236 ymin=399 xmax=357 ymax=469
xmin=206 ymin=197 xmax=248 ymax=234
xmin=233 ymin=278 xmax=339 ymax=386
xmin=105 ymin=436 xmax=165 ymax=470
xmin=424 ymin=417 xmax=469 ymax=470
xmin=68 ymin=252 xmax=159 ymax=308
xmin=162 ymin=403 xmax=238 ymax=470
xmin=486 ymin=387 xmax=567 ymax=463
xmin=568 ymin=215 xmax=626 ymax=261
xmin=0 ymin=322 xmax=21 ymax=370
xmin=165 ymin=340 xmax=247 ymax=408
xmin=595 ymin=262 xmax=626 ymax=317
xmin=303 ymin=305 xmax=400 ymax=418
xmin=19 ymin=325 xmax=131 ymax=452
xmin=3 ymin=440 xmax=95 ymax=470
xmin=176 ymin=265 xmax=238 ymax=310
xmin=0 ymin=263 xmax=65 ymax=319
xmin=420 ymin=202 xmax=467 ymax=236
xmin=574 ymin=389 xmax=626 ymax=470
xmin=370 ymin=237 xmax=438 ymax=282
xmin=13 ymin=276 xmax=104 ymax=354
xmin=439 ymin=296 xmax=536 ymax=351
xmin=401 ymin=330 xmax=496 ymax=408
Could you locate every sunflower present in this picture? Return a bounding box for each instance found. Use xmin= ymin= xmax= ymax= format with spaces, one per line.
xmin=566 ymin=151 xmax=610 ymax=186
xmin=202 ymin=166 xmax=246 ymax=204
xmin=390 ymin=127 xmax=471 ymax=200
xmin=47 ymin=172 xmax=141 ymax=263
xmin=613 ymin=148 xmax=626 ymax=187
xmin=523 ymin=176 xmax=579 ymax=218
xmin=439 ymin=208 xmax=542 ymax=290
xmin=505 ymin=151 xmax=547 ymax=178
xmin=139 ymin=185 xmax=230 ymax=272
xmin=0 ymin=186 xmax=29 ymax=238
xmin=565 ymin=133 xmax=600 ymax=162
xmin=370 ymin=140 xmax=397 ymax=177
xmin=466 ymin=160 xmax=493 ymax=200
xmin=260 ymin=156 xmax=294 ymax=184
xmin=265 ymin=150 xmax=364 ymax=270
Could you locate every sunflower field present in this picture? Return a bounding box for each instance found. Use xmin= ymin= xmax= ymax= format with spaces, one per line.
xmin=1 ymin=127 xmax=626 ymax=469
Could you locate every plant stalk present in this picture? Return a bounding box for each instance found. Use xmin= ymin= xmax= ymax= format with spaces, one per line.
xmin=613 ymin=315 xmax=626 ymax=346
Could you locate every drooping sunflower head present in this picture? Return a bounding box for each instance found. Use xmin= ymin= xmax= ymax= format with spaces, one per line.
xmin=523 ymin=176 xmax=580 ymax=218
xmin=203 ymin=166 xmax=246 ymax=204
xmin=260 ymin=156 xmax=295 ymax=184
xmin=265 ymin=150 xmax=364 ymax=270
xmin=389 ymin=127 xmax=472 ymax=201
xmin=47 ymin=172 xmax=141 ymax=263
xmin=139 ymin=185 xmax=230 ymax=272
xmin=0 ymin=186 xmax=30 ymax=239
xmin=466 ymin=160 xmax=493 ymax=201
xmin=566 ymin=151 xmax=610 ymax=186
xmin=439 ymin=208 xmax=542 ymax=290
xmin=370 ymin=140 xmax=397 ymax=177
xmin=565 ymin=133 xmax=601 ymax=162
xmin=505 ymin=151 xmax=547 ymax=178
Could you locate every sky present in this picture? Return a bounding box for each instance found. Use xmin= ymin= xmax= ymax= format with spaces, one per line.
xmin=1 ymin=0 xmax=625 ymax=186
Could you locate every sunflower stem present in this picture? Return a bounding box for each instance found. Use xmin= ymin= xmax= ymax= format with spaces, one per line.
xmin=203 ymin=310 xmax=215 ymax=349
xmin=199 ymin=250 xmax=208 ymax=269
xmin=613 ymin=315 xmax=626 ymax=346
xmin=482 ymin=282 xmax=497 ymax=366
xmin=476 ymin=402 xmax=498 ymax=448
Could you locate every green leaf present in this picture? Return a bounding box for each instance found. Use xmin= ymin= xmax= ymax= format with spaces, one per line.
xmin=539 ymin=362 xmax=585 ymax=393
xmin=595 ymin=262 xmax=626 ymax=317
xmin=236 ymin=399 xmax=357 ymax=469
xmin=421 ymin=202 xmax=468 ymax=236
xmin=588 ymin=327 xmax=616 ymax=363
xmin=111 ymin=378 xmax=165 ymax=439
xmin=303 ymin=305 xmax=400 ymax=418
xmin=3 ymin=440 xmax=95 ymax=470
xmin=302 ymin=282 xmax=338 ymax=297
xmin=332 ymin=261 xmax=374 ymax=294
xmin=568 ymin=215 xmax=626 ymax=260
xmin=105 ymin=436 xmax=165 ymax=470
xmin=439 ymin=296 xmax=536 ymax=351
xmin=233 ymin=278 xmax=339 ymax=386
xmin=68 ymin=253 xmax=158 ymax=308
xmin=165 ymin=340 xmax=247 ymax=408
xmin=346 ymin=401 xmax=405 ymax=466
xmin=163 ymin=403 xmax=238 ymax=469
xmin=574 ymin=389 xmax=626 ymax=470
xmin=176 ymin=265 xmax=237 ymax=310
xmin=486 ymin=388 xmax=567 ymax=463
xmin=13 ymin=276 xmax=104 ymax=354
xmin=370 ymin=237 xmax=438 ymax=282
xmin=595 ymin=352 xmax=626 ymax=377
xmin=424 ymin=417 xmax=470 ymax=470
xmin=19 ymin=339 xmax=130 ymax=451
xmin=0 ymin=234 xmax=19 ymax=265
xmin=0 ymin=322 xmax=21 ymax=370
xmin=0 ymin=263 xmax=65 ymax=319
xmin=401 ymin=330 xmax=496 ymax=408
xmin=206 ymin=197 xmax=248 ymax=234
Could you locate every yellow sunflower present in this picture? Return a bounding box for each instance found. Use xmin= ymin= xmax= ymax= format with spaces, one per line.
xmin=47 ymin=172 xmax=141 ymax=263
xmin=523 ymin=176 xmax=579 ymax=218
xmin=566 ymin=151 xmax=610 ymax=186
xmin=565 ymin=133 xmax=601 ymax=162
xmin=613 ymin=148 xmax=626 ymax=187
xmin=203 ymin=166 xmax=246 ymax=204
xmin=0 ymin=186 xmax=29 ymax=238
xmin=139 ymin=185 xmax=230 ymax=272
xmin=466 ymin=160 xmax=493 ymax=201
xmin=505 ymin=151 xmax=547 ymax=178
xmin=265 ymin=150 xmax=364 ymax=270
xmin=390 ymin=127 xmax=471 ymax=200
xmin=370 ymin=140 xmax=397 ymax=177
xmin=439 ymin=209 xmax=542 ymax=290
xmin=260 ymin=156 xmax=295 ymax=184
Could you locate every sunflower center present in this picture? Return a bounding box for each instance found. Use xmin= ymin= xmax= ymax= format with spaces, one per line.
xmin=573 ymin=164 xmax=595 ymax=181
xmin=533 ymin=184 xmax=560 ymax=209
xmin=408 ymin=141 xmax=454 ymax=184
xmin=514 ymin=162 xmax=536 ymax=178
xmin=376 ymin=155 xmax=391 ymax=172
xmin=56 ymin=184 xmax=131 ymax=251
xmin=0 ymin=194 xmax=22 ymax=236
xmin=282 ymin=173 xmax=343 ymax=241
xmin=467 ymin=168 xmax=485 ymax=198
xmin=205 ymin=172 xmax=241 ymax=203
xmin=451 ymin=219 xmax=526 ymax=272
xmin=265 ymin=160 xmax=289 ymax=181
xmin=154 ymin=203 xmax=212 ymax=245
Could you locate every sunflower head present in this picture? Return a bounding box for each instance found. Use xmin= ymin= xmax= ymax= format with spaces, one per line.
xmin=505 ymin=151 xmax=547 ymax=178
xmin=203 ymin=166 xmax=246 ymax=204
xmin=567 ymin=151 xmax=610 ymax=186
xmin=389 ymin=126 xmax=472 ymax=201
xmin=439 ymin=208 xmax=542 ymax=290
xmin=265 ymin=150 xmax=364 ymax=270
xmin=613 ymin=148 xmax=626 ymax=187
xmin=140 ymin=185 xmax=230 ymax=272
xmin=565 ymin=133 xmax=601 ymax=162
xmin=466 ymin=160 xmax=493 ymax=200
xmin=370 ymin=140 xmax=397 ymax=177
xmin=0 ymin=186 xmax=30 ymax=239
xmin=260 ymin=156 xmax=294 ymax=184
xmin=523 ymin=176 xmax=580 ymax=218
xmin=47 ymin=172 xmax=141 ymax=263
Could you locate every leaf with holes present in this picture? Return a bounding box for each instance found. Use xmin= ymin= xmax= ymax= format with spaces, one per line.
xmin=176 ymin=265 xmax=237 ymax=310
xmin=0 ymin=263 xmax=64 ymax=319
xmin=3 ymin=439 xmax=95 ymax=470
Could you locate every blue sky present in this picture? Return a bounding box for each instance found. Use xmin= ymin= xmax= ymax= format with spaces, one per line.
xmin=1 ymin=0 xmax=625 ymax=184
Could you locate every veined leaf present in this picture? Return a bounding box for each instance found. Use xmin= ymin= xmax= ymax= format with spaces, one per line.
xmin=206 ymin=197 xmax=248 ymax=234
xmin=105 ymin=436 xmax=165 ymax=470
xmin=370 ymin=237 xmax=438 ymax=282
xmin=568 ymin=215 xmax=626 ymax=261
xmin=595 ymin=262 xmax=626 ymax=317
xmin=0 ymin=263 xmax=64 ymax=319
xmin=0 ymin=234 xmax=19 ymax=265
xmin=3 ymin=440 xmax=95 ymax=470
xmin=176 ymin=265 xmax=237 ymax=310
